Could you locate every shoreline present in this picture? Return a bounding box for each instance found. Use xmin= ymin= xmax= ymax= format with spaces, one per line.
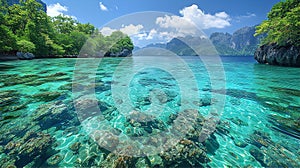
xmin=0 ymin=55 xmax=256 ymax=62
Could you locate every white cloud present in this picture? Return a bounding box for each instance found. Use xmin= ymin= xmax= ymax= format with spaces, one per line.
xmin=179 ymin=4 xmax=231 ymax=29
xmin=156 ymin=15 xmax=198 ymax=37
xmin=154 ymin=4 xmax=230 ymax=40
xmin=136 ymin=33 xmax=147 ymax=40
xmin=100 ymin=24 xmax=144 ymax=37
xmin=238 ymin=13 xmax=256 ymax=19
xmin=120 ymin=24 xmax=144 ymax=36
xmin=47 ymin=3 xmax=68 ymax=17
xmin=235 ymin=13 xmax=256 ymax=22
xmin=146 ymin=29 xmax=157 ymax=40
xmin=215 ymin=12 xmax=229 ymax=19
xmin=99 ymin=2 xmax=108 ymax=11
xmin=156 ymin=4 xmax=230 ymax=33
xmin=100 ymin=27 xmax=117 ymax=36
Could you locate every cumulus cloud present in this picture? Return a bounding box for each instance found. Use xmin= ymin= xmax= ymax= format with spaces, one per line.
xmin=120 ymin=24 xmax=144 ymax=36
xmin=157 ymin=4 xmax=230 ymax=31
xmin=146 ymin=29 xmax=158 ymax=40
xmin=179 ymin=4 xmax=231 ymax=29
xmin=156 ymin=15 xmax=198 ymax=37
xmin=47 ymin=3 xmax=68 ymax=17
xmin=100 ymin=27 xmax=116 ymax=36
xmin=100 ymin=24 xmax=144 ymax=37
xmin=99 ymin=2 xmax=108 ymax=11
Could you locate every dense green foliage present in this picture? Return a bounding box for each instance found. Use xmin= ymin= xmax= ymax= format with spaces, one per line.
xmin=17 ymin=40 xmax=36 ymax=53
xmin=80 ymin=31 xmax=134 ymax=57
xmin=0 ymin=0 xmax=133 ymax=57
xmin=255 ymin=0 xmax=300 ymax=46
xmin=0 ymin=0 xmax=17 ymax=53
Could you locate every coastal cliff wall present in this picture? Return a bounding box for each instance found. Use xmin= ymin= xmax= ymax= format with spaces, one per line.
xmin=254 ymin=44 xmax=300 ymax=67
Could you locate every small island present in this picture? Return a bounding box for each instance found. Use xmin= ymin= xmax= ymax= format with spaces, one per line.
xmin=254 ymin=0 xmax=300 ymax=67
xmin=0 ymin=0 xmax=133 ymax=60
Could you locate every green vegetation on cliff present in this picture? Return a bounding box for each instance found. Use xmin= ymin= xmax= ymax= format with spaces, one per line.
xmin=80 ymin=31 xmax=134 ymax=57
xmin=0 ymin=0 xmax=133 ymax=57
xmin=255 ymin=0 xmax=300 ymax=46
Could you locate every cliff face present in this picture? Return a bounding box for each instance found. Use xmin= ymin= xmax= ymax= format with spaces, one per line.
xmin=210 ymin=26 xmax=264 ymax=55
xmin=6 ymin=0 xmax=47 ymax=12
xmin=254 ymin=44 xmax=300 ymax=67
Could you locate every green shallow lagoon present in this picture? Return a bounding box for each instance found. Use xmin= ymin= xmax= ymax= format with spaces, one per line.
xmin=0 ymin=56 xmax=299 ymax=167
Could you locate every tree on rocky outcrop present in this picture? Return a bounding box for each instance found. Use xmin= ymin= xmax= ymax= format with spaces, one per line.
xmin=255 ymin=0 xmax=300 ymax=46
xmin=254 ymin=0 xmax=300 ymax=67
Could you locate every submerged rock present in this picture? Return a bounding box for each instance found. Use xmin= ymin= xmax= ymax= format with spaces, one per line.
xmin=94 ymin=130 xmax=119 ymax=151
xmin=24 ymin=80 xmax=46 ymax=86
xmin=48 ymin=72 xmax=68 ymax=77
xmin=161 ymin=139 xmax=209 ymax=167
xmin=0 ymin=90 xmax=27 ymax=114
xmin=32 ymin=100 xmax=77 ymax=130
xmin=268 ymin=114 xmax=300 ymax=139
xmin=193 ymin=96 xmax=212 ymax=107
xmin=4 ymin=132 xmax=55 ymax=167
xmin=69 ymin=142 xmax=81 ymax=152
xmin=125 ymin=110 xmax=167 ymax=133
xmin=74 ymin=97 xmax=111 ymax=121
xmin=0 ymin=154 xmax=17 ymax=168
xmin=148 ymin=155 xmax=163 ymax=167
xmin=229 ymin=117 xmax=249 ymax=126
xmin=250 ymin=147 xmax=265 ymax=166
xmin=135 ymin=158 xmax=149 ymax=168
xmin=31 ymin=91 xmax=63 ymax=102
xmin=234 ymin=139 xmax=248 ymax=148
xmin=100 ymin=153 xmax=136 ymax=168
xmin=2 ymin=74 xmax=40 ymax=86
xmin=249 ymin=130 xmax=272 ymax=148
xmin=46 ymin=154 xmax=64 ymax=166
xmin=269 ymin=86 xmax=300 ymax=97
xmin=248 ymin=130 xmax=300 ymax=167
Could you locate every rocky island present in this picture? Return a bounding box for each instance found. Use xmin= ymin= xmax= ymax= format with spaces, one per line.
xmin=255 ymin=44 xmax=300 ymax=67
xmin=254 ymin=0 xmax=300 ymax=67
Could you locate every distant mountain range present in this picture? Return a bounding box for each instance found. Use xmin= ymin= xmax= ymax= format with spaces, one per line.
xmin=210 ymin=26 xmax=265 ymax=55
xmin=135 ymin=26 xmax=265 ymax=56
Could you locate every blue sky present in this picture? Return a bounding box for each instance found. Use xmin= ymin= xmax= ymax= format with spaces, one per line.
xmin=44 ymin=0 xmax=280 ymax=47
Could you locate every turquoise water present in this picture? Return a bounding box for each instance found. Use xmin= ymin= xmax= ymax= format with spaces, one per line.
xmin=0 ymin=56 xmax=299 ymax=167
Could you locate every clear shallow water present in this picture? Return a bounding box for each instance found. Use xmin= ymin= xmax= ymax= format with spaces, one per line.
xmin=0 ymin=56 xmax=299 ymax=167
